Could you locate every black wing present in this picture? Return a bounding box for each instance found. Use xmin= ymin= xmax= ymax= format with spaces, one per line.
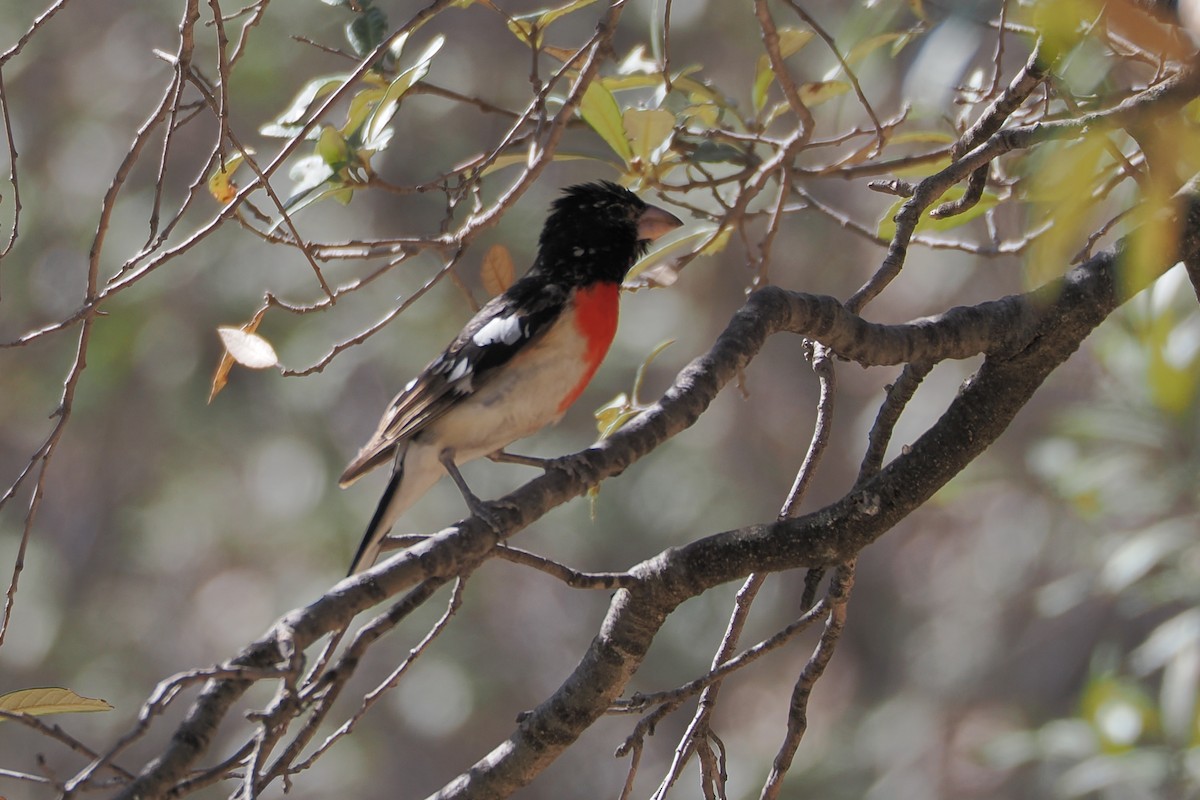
xmin=339 ymin=274 xmax=569 ymax=486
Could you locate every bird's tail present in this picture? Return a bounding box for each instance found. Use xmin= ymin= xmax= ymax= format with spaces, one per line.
xmin=347 ymin=467 xmax=400 ymax=576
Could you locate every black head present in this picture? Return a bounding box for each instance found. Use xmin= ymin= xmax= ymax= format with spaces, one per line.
xmin=535 ymin=181 xmax=682 ymax=284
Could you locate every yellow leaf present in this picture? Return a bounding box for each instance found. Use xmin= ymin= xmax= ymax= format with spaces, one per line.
xmin=0 ymin=687 xmax=112 ymax=718
xmin=799 ymin=80 xmax=850 ymax=106
xmin=207 ymin=152 xmax=251 ymax=204
xmin=623 ymin=108 xmax=675 ymax=166
xmin=752 ymin=28 xmax=813 ymax=113
xmin=700 ymin=225 xmax=732 ymax=256
xmin=481 ymin=243 xmax=516 ymax=297
xmin=580 ymin=81 xmax=633 ymax=163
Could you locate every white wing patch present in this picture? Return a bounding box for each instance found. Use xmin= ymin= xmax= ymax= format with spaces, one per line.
xmin=472 ymin=314 xmax=524 ymax=347
xmin=447 ymin=358 xmax=471 ymax=382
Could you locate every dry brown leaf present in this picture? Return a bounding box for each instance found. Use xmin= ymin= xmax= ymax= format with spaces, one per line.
xmin=481 ymin=243 xmax=516 ymax=297
xmin=0 ymin=687 xmax=112 ymax=718
xmin=209 ymin=306 xmax=270 ymax=403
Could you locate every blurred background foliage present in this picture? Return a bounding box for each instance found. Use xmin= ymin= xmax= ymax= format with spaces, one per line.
xmin=2 ymin=0 xmax=1200 ymax=798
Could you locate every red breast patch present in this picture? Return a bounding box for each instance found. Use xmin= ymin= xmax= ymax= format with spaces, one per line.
xmin=557 ymin=281 xmax=620 ymax=413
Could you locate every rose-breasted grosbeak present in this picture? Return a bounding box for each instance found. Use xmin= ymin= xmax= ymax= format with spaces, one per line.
xmin=340 ymin=182 xmax=683 ymax=574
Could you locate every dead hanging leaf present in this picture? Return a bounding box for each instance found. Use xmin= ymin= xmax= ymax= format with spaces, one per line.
xmin=0 ymin=687 xmax=113 ymax=718
xmin=209 ymin=308 xmax=275 ymax=403
xmin=481 ymin=243 xmax=516 ymax=297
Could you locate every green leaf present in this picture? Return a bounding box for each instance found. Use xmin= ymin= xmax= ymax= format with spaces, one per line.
xmin=876 ymin=186 xmax=1001 ymax=241
xmin=317 ymin=126 xmax=350 ymax=167
xmin=260 ymin=74 xmax=352 ymax=138
xmin=273 ymin=181 xmax=356 ymax=231
xmin=1033 ymin=0 xmax=1095 ymax=65
xmin=346 ymin=6 xmax=388 ymax=57
xmin=594 ymin=392 xmax=632 ymax=437
xmin=480 ymin=151 xmax=608 ymax=176
xmin=631 ymin=339 xmax=674 ymax=405
xmin=358 ymin=125 xmax=394 ymax=157
xmin=623 ymin=108 xmax=675 ymax=165
xmin=752 ymin=28 xmax=813 ymax=113
xmin=1080 ymin=675 xmax=1159 ymax=752
xmin=507 ymin=0 xmax=599 ymax=46
xmin=287 ymin=154 xmax=336 ymax=197
xmin=0 ymin=688 xmax=113 ymax=718
xmin=888 ymin=131 xmax=957 ymax=146
xmin=580 ymin=81 xmax=633 ymax=163
xmin=340 ymin=87 xmax=386 ymax=140
xmin=533 ymin=0 xmax=598 ymax=28
xmin=799 ymin=80 xmax=849 ymax=106
xmin=362 ymin=34 xmax=445 ymax=147
xmin=844 ymin=32 xmax=906 ymax=67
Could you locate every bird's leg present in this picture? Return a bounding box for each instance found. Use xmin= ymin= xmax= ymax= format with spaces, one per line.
xmin=439 ymin=449 xmax=504 ymax=531
xmin=487 ymin=450 xmax=554 ymax=469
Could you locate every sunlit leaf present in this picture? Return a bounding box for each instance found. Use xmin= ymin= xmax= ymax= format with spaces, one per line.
xmin=286 ymin=155 xmax=336 ymax=200
xmin=507 ymin=0 xmax=599 ymax=46
xmin=594 ymin=339 xmax=674 ymax=439
xmin=752 ymin=28 xmax=813 ymax=113
xmin=387 ymin=30 xmax=411 ymax=61
xmin=1080 ymin=675 xmax=1159 ymax=753
xmin=799 ymin=79 xmax=849 ymax=106
xmin=623 ymin=108 xmax=675 ymax=165
xmin=275 ymin=181 xmax=359 ymax=228
xmin=363 ymin=34 xmax=445 ymax=147
xmin=617 ymin=44 xmax=659 ymax=75
xmin=541 ymin=45 xmax=579 ymax=62
xmin=627 ymin=226 xmax=712 ymax=283
xmin=594 ymin=392 xmax=632 ymax=436
xmin=217 ymin=326 xmax=279 ymax=370
xmin=340 ymin=87 xmax=386 ymax=140
xmin=681 ymin=103 xmax=720 ymax=128
xmin=0 ymin=687 xmax=112 ymax=718
xmin=479 ymin=151 xmax=608 ymax=176
xmin=533 ymin=0 xmax=598 ymax=28
xmin=358 ymin=125 xmax=395 ymax=157
xmin=1024 ymin=133 xmax=1109 ymax=287
xmin=630 ymin=339 xmax=674 ymax=405
xmin=580 ymin=81 xmax=632 ymax=163
xmin=843 ymin=32 xmax=907 ymax=67
xmin=1032 ymin=0 xmax=1096 ymax=65
xmin=888 ymin=131 xmax=956 ymax=146
xmin=481 ymin=244 xmax=516 ymax=297
xmin=260 ymin=74 xmax=351 ymax=138
xmin=316 ymin=126 xmax=349 ymax=167
xmin=700 ymin=225 xmax=733 ymax=256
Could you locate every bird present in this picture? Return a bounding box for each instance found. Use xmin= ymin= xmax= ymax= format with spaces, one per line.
xmin=339 ymin=181 xmax=683 ymax=574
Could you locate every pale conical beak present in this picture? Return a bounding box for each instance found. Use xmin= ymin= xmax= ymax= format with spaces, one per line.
xmin=637 ymin=203 xmax=684 ymax=242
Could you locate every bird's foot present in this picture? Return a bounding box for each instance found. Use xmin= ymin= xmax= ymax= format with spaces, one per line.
xmin=545 ymin=452 xmax=599 ymax=487
xmin=439 ymin=449 xmax=505 ymax=535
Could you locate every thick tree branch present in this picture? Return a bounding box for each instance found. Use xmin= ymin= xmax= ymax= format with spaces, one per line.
xmin=426 ymin=189 xmax=1200 ymax=798
xmin=104 ymin=177 xmax=1200 ymax=798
